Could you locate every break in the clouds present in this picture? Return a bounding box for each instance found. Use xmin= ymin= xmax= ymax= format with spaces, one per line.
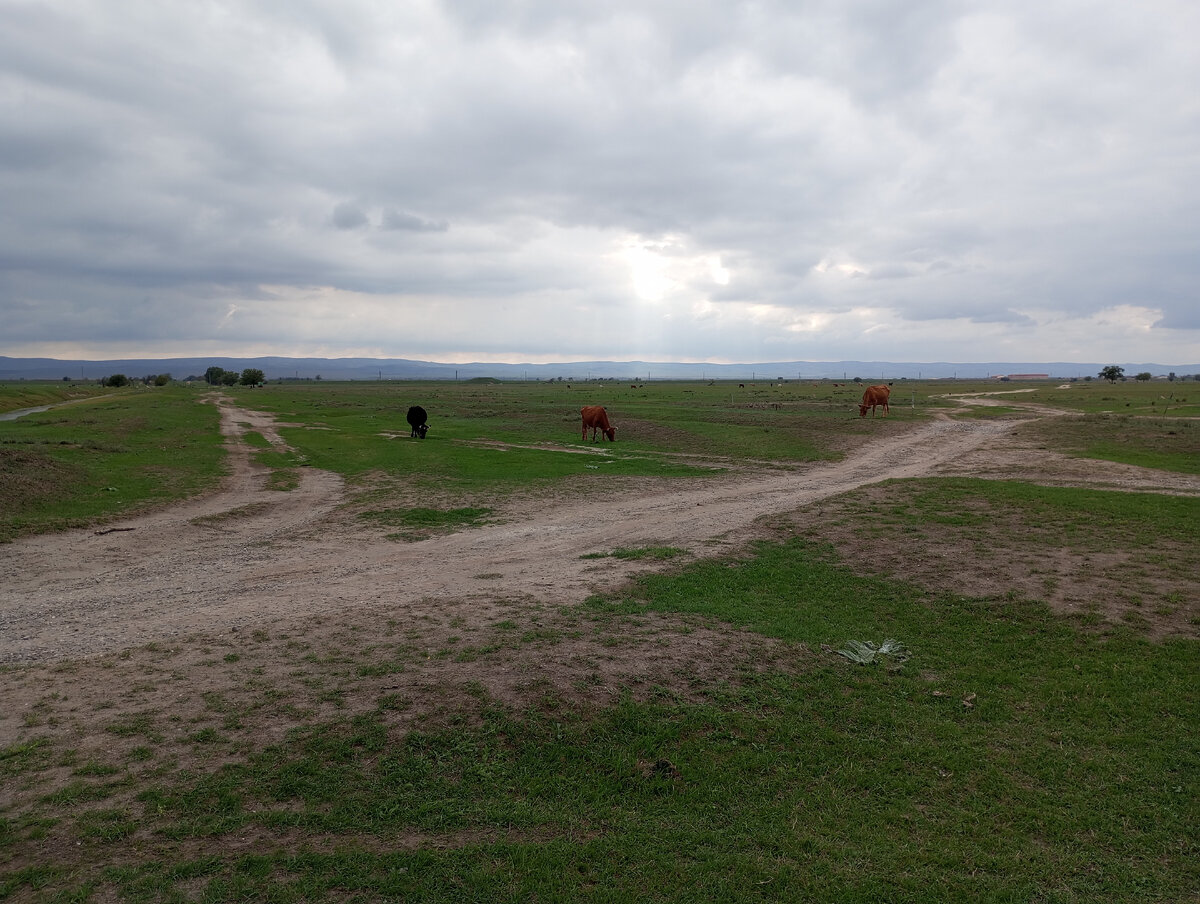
xmin=2 ymin=0 xmax=1197 ymax=365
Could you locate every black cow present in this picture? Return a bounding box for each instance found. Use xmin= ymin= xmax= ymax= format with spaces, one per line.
xmin=406 ymin=405 xmax=429 ymax=438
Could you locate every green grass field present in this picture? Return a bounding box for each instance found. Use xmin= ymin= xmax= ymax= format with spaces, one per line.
xmin=4 ymin=378 xmax=1196 ymax=538
xmin=0 ymin=382 xmax=120 ymax=413
xmin=0 ymin=385 xmax=226 ymax=542
xmin=1 ymin=377 xmax=1196 ymax=901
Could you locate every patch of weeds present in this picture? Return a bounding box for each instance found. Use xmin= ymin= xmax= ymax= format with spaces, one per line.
xmin=266 ymin=468 xmax=300 ymax=491
xmin=357 ymin=660 xmax=407 ymax=678
xmin=77 ymin=808 xmax=139 ymax=842
xmin=190 ymin=502 xmax=272 ymax=527
xmin=73 ymin=759 xmax=121 ymax=777
xmin=221 ymin=713 xmax=244 ymax=731
xmin=0 ymin=865 xmax=66 ymax=899
xmin=1121 ymin=611 xmax=1151 ymax=630
xmin=42 ymin=779 xmax=122 ymax=806
xmin=317 ymin=689 xmax=346 ymax=708
xmin=592 ymin=546 xmax=691 ymax=561
xmin=520 ymin=627 xmax=563 ymax=644
xmin=463 ymin=681 xmax=490 ymax=701
xmin=376 ymin=694 xmax=410 ymax=712
xmin=359 ymin=506 xmax=494 ymax=541
xmin=105 ymin=713 xmax=163 ymax=742
xmin=0 ymin=738 xmax=53 ymax=777
xmin=241 ymin=431 xmax=271 ymax=449
xmin=186 ymin=728 xmax=228 ymax=745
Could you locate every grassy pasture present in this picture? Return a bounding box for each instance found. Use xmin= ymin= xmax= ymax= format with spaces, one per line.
xmin=239 ymin=378 xmax=866 ymax=469
xmin=2 ymin=545 xmax=1195 ymax=901
xmin=0 ymin=384 xmax=226 ymax=542
xmin=935 ymin=378 xmax=1200 ymax=474
xmin=1017 ymin=414 xmax=1200 ymax=475
xmin=0 ymin=382 xmax=120 ymax=414
xmin=225 ymin=379 xmax=908 ymax=518
xmin=5 ymin=378 xmax=1194 ymax=541
xmin=969 ymin=377 xmax=1199 ymax=417
xmin=786 ymin=477 xmax=1199 ymax=636
xmin=1 ymin=377 xmax=1197 ymax=900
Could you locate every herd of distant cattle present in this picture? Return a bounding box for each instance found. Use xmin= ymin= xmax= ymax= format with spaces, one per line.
xmin=401 ymin=384 xmax=892 ymax=442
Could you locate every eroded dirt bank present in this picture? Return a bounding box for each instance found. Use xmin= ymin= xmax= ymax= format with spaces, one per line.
xmin=2 ymin=397 xmax=1197 ymax=665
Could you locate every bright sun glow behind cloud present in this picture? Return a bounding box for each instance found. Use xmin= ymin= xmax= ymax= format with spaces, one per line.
xmin=620 ymin=239 xmax=675 ymax=302
xmin=619 ymin=238 xmax=734 ymax=305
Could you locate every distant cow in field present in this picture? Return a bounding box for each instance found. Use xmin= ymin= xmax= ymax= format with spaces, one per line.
xmin=858 ymin=385 xmax=891 ymax=418
xmin=580 ymin=406 xmax=616 ymax=441
xmin=406 ymin=405 xmax=429 ymax=438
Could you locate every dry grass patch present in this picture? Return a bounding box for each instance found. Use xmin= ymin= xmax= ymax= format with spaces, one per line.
xmin=782 ymin=478 xmax=1198 ymax=638
xmin=0 ymin=601 xmax=790 ymax=812
xmin=0 ymin=448 xmax=82 ymax=515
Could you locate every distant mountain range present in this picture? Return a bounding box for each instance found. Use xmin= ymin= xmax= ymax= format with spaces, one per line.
xmin=1 ymin=355 xmax=1196 ymax=382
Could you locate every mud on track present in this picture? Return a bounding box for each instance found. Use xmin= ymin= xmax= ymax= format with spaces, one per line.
xmin=2 ymin=396 xmax=1197 ymax=665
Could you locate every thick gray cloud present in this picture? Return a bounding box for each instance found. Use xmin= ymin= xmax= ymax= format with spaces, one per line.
xmin=1 ymin=0 xmax=1197 ymax=364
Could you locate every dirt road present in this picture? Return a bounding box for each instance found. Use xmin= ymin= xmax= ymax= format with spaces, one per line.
xmin=2 ymin=397 xmax=1195 ymax=664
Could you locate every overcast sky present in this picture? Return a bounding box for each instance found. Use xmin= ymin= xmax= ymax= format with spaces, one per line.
xmin=2 ymin=1 xmax=1197 ymax=365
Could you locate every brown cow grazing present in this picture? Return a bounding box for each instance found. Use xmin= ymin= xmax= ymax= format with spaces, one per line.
xmin=859 ymin=385 xmax=891 ymax=417
xmin=581 ymin=406 xmax=617 ymax=441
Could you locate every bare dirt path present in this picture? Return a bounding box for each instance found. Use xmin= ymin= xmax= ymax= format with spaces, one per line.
xmin=2 ymin=397 xmax=1197 ymax=664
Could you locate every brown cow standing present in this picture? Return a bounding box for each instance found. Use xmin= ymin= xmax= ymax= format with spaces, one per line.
xmin=580 ymin=406 xmax=617 ymax=441
xmin=859 ymin=385 xmax=891 ymax=417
